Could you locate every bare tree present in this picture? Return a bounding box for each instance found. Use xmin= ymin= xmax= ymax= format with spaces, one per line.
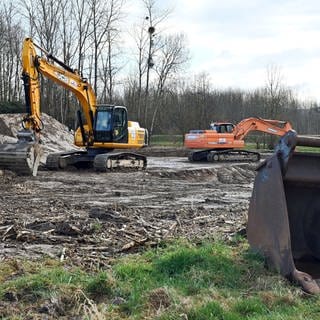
xmin=19 ymin=0 xmax=61 ymax=50
xmin=263 ymin=64 xmax=292 ymax=147
xmin=0 ymin=2 xmax=23 ymax=101
xmin=149 ymin=33 xmax=189 ymax=136
xmin=98 ymin=1 xmax=124 ymax=104
xmin=154 ymin=34 xmax=189 ymax=94
xmin=88 ymin=0 xmax=124 ymax=99
xmin=99 ymin=29 xmax=120 ymax=103
xmin=128 ymin=17 xmax=150 ymax=119
xmin=73 ymin=0 xmax=93 ymax=74
xmin=143 ymin=0 xmax=172 ymax=127
xmin=19 ymin=0 xmax=65 ymax=119
xmin=128 ymin=0 xmax=171 ymax=127
xmin=264 ymin=64 xmax=288 ymax=118
xmin=58 ymin=0 xmax=78 ymax=124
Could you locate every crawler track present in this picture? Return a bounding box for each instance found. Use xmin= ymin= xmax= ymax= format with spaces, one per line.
xmin=93 ymin=152 xmax=147 ymax=171
xmin=189 ymin=149 xmax=260 ymax=162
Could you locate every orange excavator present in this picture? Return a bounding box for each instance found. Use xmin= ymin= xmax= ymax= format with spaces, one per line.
xmin=184 ymin=117 xmax=293 ymax=162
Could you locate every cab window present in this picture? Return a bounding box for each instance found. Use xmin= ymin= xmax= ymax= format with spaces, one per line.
xmin=96 ymin=111 xmax=111 ymax=131
xmin=113 ymin=108 xmax=126 ymax=128
xmin=112 ymin=108 xmax=128 ymax=142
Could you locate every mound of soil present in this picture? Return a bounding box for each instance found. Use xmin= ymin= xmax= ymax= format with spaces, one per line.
xmin=0 ymin=113 xmax=78 ymax=163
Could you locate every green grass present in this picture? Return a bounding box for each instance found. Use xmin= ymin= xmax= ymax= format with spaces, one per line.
xmin=1 ymin=238 xmax=320 ymax=319
xmin=296 ymin=146 xmax=320 ymax=153
xmin=0 ymin=262 xmax=114 ymax=300
xmin=150 ymin=135 xmax=184 ymax=146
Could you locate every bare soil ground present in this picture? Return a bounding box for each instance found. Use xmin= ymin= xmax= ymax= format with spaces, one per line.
xmin=0 ymin=113 xmax=257 ymax=267
xmin=0 ymin=155 xmax=256 ymax=267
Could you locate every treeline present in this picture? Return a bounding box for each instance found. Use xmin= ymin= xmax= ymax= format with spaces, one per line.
xmin=0 ymin=0 xmax=319 ymax=137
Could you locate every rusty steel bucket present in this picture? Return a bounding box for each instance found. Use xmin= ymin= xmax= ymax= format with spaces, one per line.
xmin=247 ymin=130 xmax=320 ymax=294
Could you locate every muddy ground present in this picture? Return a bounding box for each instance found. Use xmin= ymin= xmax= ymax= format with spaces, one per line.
xmin=0 ymin=150 xmax=257 ymax=268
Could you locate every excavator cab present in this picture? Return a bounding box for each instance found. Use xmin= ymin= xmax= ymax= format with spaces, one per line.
xmin=209 ymin=123 xmax=235 ymax=133
xmin=93 ymin=105 xmax=128 ymax=143
xmin=247 ymin=131 xmax=320 ymax=294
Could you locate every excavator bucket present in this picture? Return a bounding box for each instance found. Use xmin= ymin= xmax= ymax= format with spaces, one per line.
xmin=247 ymin=130 xmax=320 ymax=294
xmin=0 ymin=130 xmax=42 ymax=176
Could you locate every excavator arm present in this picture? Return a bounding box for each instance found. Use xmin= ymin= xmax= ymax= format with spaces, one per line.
xmin=21 ymin=40 xmax=41 ymax=135
xmin=21 ymin=38 xmax=97 ymax=145
xmin=0 ymin=38 xmax=99 ymax=176
xmin=233 ymin=117 xmax=293 ymax=140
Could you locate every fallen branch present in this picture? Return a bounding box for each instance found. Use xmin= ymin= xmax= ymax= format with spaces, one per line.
xmin=120 ymin=237 xmax=148 ymax=252
xmin=163 ymin=222 xmax=177 ymax=238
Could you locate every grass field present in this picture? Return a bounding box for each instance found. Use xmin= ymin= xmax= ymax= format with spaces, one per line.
xmin=1 ymin=238 xmax=319 ymax=319
xmin=150 ymin=135 xmax=184 ymax=146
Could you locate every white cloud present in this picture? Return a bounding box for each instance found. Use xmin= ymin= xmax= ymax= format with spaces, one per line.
xmin=159 ymin=0 xmax=320 ymax=100
xmin=124 ymin=0 xmax=320 ymax=100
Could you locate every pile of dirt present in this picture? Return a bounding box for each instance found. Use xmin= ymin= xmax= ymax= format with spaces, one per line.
xmin=0 ymin=113 xmax=78 ymax=163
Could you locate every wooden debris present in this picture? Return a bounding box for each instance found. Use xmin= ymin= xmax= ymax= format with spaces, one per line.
xmin=60 ymin=247 xmax=66 ymax=261
xmin=163 ymin=222 xmax=177 ymax=238
xmin=120 ymin=238 xmax=148 ymax=252
xmin=0 ymin=153 xmax=253 ymax=266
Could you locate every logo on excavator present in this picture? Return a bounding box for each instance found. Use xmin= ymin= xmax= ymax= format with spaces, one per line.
xmin=218 ymin=138 xmax=227 ymax=144
xmin=54 ymin=72 xmax=68 ymax=84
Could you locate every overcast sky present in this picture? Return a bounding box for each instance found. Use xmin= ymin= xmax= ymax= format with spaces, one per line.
xmin=127 ymin=0 xmax=320 ymax=101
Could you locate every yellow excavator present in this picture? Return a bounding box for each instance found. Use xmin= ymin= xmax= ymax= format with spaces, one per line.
xmin=0 ymin=38 xmax=147 ymax=175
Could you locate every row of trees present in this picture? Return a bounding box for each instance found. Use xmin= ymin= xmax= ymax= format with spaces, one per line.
xmin=0 ymin=0 xmax=320 ymax=138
